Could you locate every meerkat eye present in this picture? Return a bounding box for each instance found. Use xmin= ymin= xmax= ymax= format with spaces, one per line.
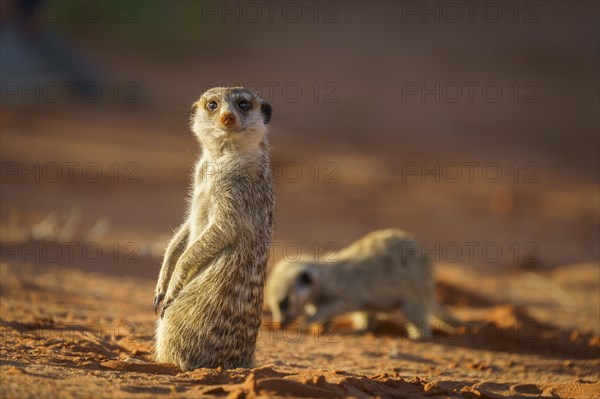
xmin=207 ymin=101 xmax=218 ymax=111
xmin=238 ymin=99 xmax=250 ymax=111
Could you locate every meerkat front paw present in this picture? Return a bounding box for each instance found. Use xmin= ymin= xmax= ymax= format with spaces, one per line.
xmin=153 ymin=293 xmax=165 ymax=315
xmin=159 ymin=285 xmax=180 ymax=318
xmin=159 ymin=296 xmax=174 ymax=319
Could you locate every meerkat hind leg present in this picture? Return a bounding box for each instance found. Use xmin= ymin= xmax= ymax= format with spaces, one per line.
xmin=403 ymin=301 xmax=433 ymax=341
xmin=351 ymin=311 xmax=378 ymax=332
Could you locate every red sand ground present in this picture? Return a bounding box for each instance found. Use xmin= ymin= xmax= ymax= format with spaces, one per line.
xmin=1 ymin=261 xmax=598 ymax=398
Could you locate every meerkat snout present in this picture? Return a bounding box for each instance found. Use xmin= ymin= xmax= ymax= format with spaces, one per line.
xmin=267 ymin=261 xmax=318 ymax=327
xmin=220 ymin=111 xmax=237 ymax=128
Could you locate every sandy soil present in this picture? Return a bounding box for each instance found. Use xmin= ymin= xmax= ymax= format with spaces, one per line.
xmin=1 ymin=258 xmax=598 ymax=399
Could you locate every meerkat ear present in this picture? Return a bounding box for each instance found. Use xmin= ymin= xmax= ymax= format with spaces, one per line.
xmin=260 ymin=102 xmax=272 ymax=124
xmin=191 ymin=101 xmax=200 ymax=115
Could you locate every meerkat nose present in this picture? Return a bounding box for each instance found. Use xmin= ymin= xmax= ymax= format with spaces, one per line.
xmin=220 ymin=112 xmax=237 ymax=127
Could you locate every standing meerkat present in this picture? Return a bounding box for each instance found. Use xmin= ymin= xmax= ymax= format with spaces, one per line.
xmin=267 ymin=229 xmax=459 ymax=340
xmin=153 ymin=87 xmax=274 ymax=371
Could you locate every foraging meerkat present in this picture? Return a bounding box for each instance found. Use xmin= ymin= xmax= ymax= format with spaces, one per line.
xmin=267 ymin=229 xmax=459 ymax=340
xmin=153 ymin=87 xmax=274 ymax=371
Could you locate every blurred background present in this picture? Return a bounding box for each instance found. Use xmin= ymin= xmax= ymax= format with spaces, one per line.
xmin=1 ymin=1 xmax=598 ymax=275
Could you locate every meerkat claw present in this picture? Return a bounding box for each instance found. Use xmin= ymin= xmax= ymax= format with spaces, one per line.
xmin=159 ymin=298 xmax=172 ymax=319
xmin=153 ymin=293 xmax=164 ymax=315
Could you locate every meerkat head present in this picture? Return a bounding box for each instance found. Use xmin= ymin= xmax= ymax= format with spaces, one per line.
xmin=190 ymin=87 xmax=272 ymax=153
xmin=266 ymin=259 xmax=319 ymax=327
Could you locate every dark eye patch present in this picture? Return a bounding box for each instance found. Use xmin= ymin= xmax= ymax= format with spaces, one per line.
xmin=238 ymin=99 xmax=251 ymax=111
xmin=298 ymin=271 xmax=312 ymax=285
